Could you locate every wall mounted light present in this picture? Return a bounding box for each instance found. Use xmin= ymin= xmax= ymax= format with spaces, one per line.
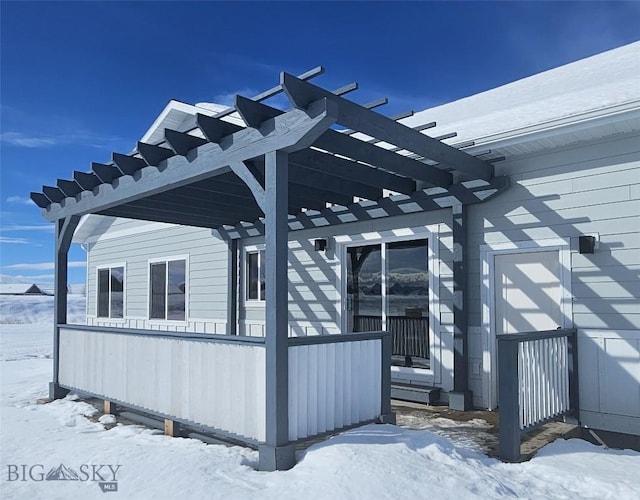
xmin=579 ymin=235 xmax=596 ymax=254
xmin=314 ymin=238 xmax=328 ymax=252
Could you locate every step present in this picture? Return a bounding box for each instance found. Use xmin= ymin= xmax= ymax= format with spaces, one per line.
xmin=391 ymin=382 xmax=441 ymax=404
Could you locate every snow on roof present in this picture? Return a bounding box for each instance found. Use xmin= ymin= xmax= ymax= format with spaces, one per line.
xmin=404 ymin=41 xmax=640 ymax=145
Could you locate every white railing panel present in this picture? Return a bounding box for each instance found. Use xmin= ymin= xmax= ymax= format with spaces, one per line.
xmin=288 ymin=339 xmax=381 ymax=441
xmin=59 ymin=328 xmax=266 ymax=441
xmin=517 ymin=336 xmax=570 ymax=429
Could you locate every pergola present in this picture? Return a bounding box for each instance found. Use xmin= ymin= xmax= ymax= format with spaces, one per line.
xmin=32 ymin=67 xmax=508 ymax=469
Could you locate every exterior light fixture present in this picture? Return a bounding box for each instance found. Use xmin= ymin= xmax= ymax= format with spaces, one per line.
xmin=314 ymin=239 xmax=327 ymax=252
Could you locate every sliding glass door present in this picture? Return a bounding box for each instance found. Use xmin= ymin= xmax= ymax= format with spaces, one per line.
xmin=346 ymin=238 xmax=430 ymax=368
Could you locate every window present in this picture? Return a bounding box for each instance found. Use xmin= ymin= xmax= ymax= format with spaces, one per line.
xmin=97 ymin=265 xmax=124 ymax=318
xmin=149 ymin=258 xmax=187 ymax=321
xmin=246 ymin=249 xmax=265 ymax=301
xmin=346 ymin=238 xmax=430 ymax=368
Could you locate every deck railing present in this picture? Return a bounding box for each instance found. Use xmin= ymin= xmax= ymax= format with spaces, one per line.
xmin=354 ymin=315 xmax=429 ymax=360
xmin=498 ymin=328 xmax=579 ymax=461
xmin=57 ymin=325 xmax=391 ymax=449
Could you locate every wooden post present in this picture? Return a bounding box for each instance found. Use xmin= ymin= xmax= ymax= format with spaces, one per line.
xmin=164 ymin=419 xmax=179 ymax=437
xmin=498 ymin=335 xmax=521 ymax=461
xmin=103 ymin=400 xmax=117 ymax=415
xmin=258 ymin=150 xmax=295 ymax=471
xmin=450 ymin=203 xmax=473 ymax=410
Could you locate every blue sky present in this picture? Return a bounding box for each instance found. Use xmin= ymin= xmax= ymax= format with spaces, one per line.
xmin=1 ymin=1 xmax=639 ymax=285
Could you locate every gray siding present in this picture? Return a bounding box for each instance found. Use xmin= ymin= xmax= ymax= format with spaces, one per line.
xmin=87 ymin=224 xmax=229 ymax=332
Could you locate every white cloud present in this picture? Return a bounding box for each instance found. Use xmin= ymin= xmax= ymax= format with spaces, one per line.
xmin=0 ymin=130 xmax=125 ymax=150
xmin=0 ymin=132 xmax=57 ymax=148
xmin=1 ymin=224 xmax=54 ymax=232
xmin=212 ymin=88 xmax=260 ymax=107
xmin=3 ymin=261 xmax=86 ymax=271
xmin=6 ymin=196 xmax=35 ymax=206
xmin=0 ymin=237 xmax=31 ymax=245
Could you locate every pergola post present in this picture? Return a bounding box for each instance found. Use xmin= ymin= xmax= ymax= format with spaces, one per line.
xmin=50 ymin=215 xmax=81 ymax=400
xmin=449 ymin=203 xmax=473 ymax=410
xmin=258 ymin=150 xmax=295 ymax=471
xmin=226 ymin=239 xmax=238 ymax=335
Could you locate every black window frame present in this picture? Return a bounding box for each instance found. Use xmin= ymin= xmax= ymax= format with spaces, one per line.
xmin=96 ymin=265 xmax=125 ymax=319
xmin=149 ymin=257 xmax=187 ymax=321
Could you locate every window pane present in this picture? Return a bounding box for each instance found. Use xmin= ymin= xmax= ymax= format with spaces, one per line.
xmin=259 ymin=250 xmax=266 ymax=301
xmin=347 ymin=245 xmax=382 ymax=332
xmin=167 ymin=259 xmax=186 ymax=321
xmin=97 ymin=269 xmax=109 ymax=318
xmin=110 ymin=267 xmax=124 ymax=318
xmin=387 ymin=239 xmax=429 ymax=365
xmin=247 ymin=252 xmax=258 ymax=300
xmin=150 ymin=263 xmax=166 ymax=319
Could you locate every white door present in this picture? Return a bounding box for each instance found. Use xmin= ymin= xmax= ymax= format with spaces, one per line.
xmin=494 ymin=250 xmax=563 ymax=334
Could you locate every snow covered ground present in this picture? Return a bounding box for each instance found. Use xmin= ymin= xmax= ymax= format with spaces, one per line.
xmin=1 ymin=297 xmax=639 ymax=499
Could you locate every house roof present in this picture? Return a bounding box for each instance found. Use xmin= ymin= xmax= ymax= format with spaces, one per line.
xmin=0 ymin=283 xmax=50 ymax=295
xmin=403 ymin=41 xmax=640 ymax=153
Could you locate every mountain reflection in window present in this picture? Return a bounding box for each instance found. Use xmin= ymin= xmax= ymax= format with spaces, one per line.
xmin=347 ymin=239 xmax=429 ymax=366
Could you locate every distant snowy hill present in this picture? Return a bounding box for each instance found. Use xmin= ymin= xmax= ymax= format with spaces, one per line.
xmin=0 ymin=295 xmax=85 ymax=324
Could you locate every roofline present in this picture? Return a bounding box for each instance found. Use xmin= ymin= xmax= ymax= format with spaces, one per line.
xmin=463 ymin=100 xmax=640 ymax=154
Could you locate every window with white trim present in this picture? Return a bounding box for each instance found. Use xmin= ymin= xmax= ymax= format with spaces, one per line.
xmin=149 ymin=258 xmax=186 ymax=321
xmin=246 ymin=249 xmax=266 ymax=301
xmin=97 ymin=265 xmax=124 ymax=318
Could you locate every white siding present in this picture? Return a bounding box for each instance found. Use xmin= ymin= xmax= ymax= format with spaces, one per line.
xmin=469 ymin=132 xmax=640 ymax=414
xmin=578 ymin=329 xmax=640 ymax=435
xmin=58 ymin=328 xmax=266 ymax=441
xmin=288 ymin=339 xmax=381 ymax=441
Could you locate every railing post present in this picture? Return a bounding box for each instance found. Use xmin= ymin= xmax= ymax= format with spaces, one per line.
xmin=498 ymin=335 xmax=521 ymax=461
xmin=567 ymin=331 xmax=580 ymax=423
xmin=379 ymin=332 xmax=396 ymax=424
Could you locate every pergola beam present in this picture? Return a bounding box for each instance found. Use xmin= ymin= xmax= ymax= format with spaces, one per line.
xmin=290 ymin=148 xmax=416 ymax=195
xmin=314 ymin=129 xmax=453 ymax=187
xmin=281 ymin=72 xmax=494 ymax=180
xmin=226 ymin=96 xmax=452 ymax=189
xmin=42 ymin=100 xmax=337 ymax=221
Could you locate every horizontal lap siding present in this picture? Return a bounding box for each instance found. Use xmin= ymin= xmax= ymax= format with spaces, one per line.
xmin=241 ymin=210 xmax=452 ymax=339
xmin=58 ymin=328 xmax=266 ymax=441
xmin=87 ymin=224 xmax=229 ymax=326
xmin=466 ymin=132 xmax=640 ymax=409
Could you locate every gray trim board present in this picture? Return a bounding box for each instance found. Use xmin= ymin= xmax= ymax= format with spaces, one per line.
xmin=59 ymin=324 xmax=266 ymax=345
